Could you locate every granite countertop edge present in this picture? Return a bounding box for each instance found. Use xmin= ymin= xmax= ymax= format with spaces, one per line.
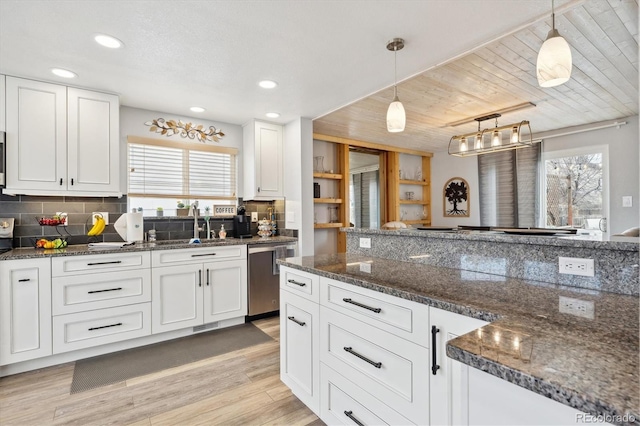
xmin=276 ymin=257 xmax=639 ymax=425
xmin=0 ymin=236 xmax=297 ymax=260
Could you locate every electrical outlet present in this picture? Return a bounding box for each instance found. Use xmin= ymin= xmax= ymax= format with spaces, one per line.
xmin=251 ymin=212 xmax=258 ymax=222
xmin=559 ymin=296 xmax=595 ymax=319
xmin=559 ymin=257 xmax=594 ymax=277
xmin=92 ymin=212 xmax=109 ymax=225
xmin=359 ymin=238 xmax=371 ymax=248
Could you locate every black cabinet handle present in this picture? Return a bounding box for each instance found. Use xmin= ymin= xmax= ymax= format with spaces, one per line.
xmin=257 ymin=186 xmax=261 ymax=193
xmin=71 ymin=178 xmax=74 ymax=185
xmin=287 ymin=316 xmax=305 ymax=326
xmin=344 ymin=410 xmax=365 ymax=426
xmin=287 ymin=279 xmax=306 ymax=287
xmin=191 ymin=253 xmax=217 ymax=257
xmin=198 ymin=270 xmax=202 ymax=287
xmin=89 ymin=322 xmax=122 ymax=331
xmin=206 ymin=269 xmax=210 ymax=286
xmin=342 ymin=298 xmax=381 ymax=313
xmin=18 ymin=278 xmax=31 ymax=282
xmin=431 ymin=325 xmax=440 ymax=375
xmin=344 ymin=346 xmax=382 ymax=369
xmin=59 ymin=178 xmax=63 ymax=185
xmin=87 ymin=260 xmax=123 ymax=266
xmin=88 ymin=287 xmax=123 ymax=294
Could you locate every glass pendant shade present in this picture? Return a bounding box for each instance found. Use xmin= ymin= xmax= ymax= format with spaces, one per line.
xmin=459 ymin=137 xmax=468 ymax=152
xmin=387 ymin=95 xmax=406 ymax=133
xmin=511 ymin=126 xmax=519 ymax=143
xmin=475 ymin=132 xmax=484 ymax=150
xmin=537 ymin=30 xmax=572 ymax=87
xmin=491 ymin=129 xmax=502 ymax=147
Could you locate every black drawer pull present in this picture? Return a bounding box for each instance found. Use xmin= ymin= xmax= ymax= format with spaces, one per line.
xmin=87 ymin=260 xmax=123 ymax=266
xmin=198 ymin=269 xmax=202 ymax=287
xmin=18 ymin=278 xmax=31 ymax=282
xmin=89 ymin=322 xmax=122 ymax=331
xmin=71 ymin=178 xmax=74 ymax=185
xmin=287 ymin=316 xmax=305 ymax=326
xmin=191 ymin=253 xmax=217 ymax=257
xmin=342 ymin=298 xmax=381 ymax=313
xmin=431 ymin=325 xmax=440 ymax=375
xmin=88 ymin=287 xmax=123 ymax=294
xmin=344 ymin=346 xmax=382 ymax=369
xmin=344 ymin=410 xmax=365 ymax=426
xmin=59 ymin=178 xmax=63 ymax=185
xmin=287 ymin=279 xmax=306 ymax=287
xmin=206 ymin=268 xmax=210 ymax=286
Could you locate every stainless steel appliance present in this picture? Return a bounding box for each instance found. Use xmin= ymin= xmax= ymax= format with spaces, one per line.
xmin=247 ymin=243 xmax=296 ymax=317
xmin=0 ymin=218 xmax=15 ymax=253
xmin=0 ymin=131 xmax=5 ymax=187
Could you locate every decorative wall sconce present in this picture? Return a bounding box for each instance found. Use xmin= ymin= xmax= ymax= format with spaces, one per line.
xmin=145 ymin=118 xmax=224 ymax=142
xmin=448 ymin=113 xmax=532 ymax=157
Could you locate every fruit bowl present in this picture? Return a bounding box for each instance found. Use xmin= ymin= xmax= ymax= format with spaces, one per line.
xmin=37 ymin=216 xmax=66 ymax=226
xmin=34 ymin=237 xmax=68 ymax=249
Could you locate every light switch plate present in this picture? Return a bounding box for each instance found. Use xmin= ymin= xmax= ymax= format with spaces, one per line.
xmin=622 ymin=196 xmax=633 ymax=207
xmin=359 ymin=238 xmax=371 ymax=248
xmin=251 ymin=212 xmax=258 ymax=222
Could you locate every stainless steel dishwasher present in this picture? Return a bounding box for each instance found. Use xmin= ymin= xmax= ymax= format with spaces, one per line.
xmin=247 ymin=243 xmax=296 ymax=317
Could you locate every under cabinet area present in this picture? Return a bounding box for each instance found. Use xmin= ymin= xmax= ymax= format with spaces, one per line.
xmin=151 ymin=246 xmax=248 ymax=334
xmin=0 ymin=258 xmax=52 ymax=365
xmin=5 ymin=76 xmax=120 ymax=196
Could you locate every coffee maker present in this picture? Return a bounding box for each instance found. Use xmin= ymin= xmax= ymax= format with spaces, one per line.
xmin=233 ymin=206 xmax=252 ymax=238
xmin=0 ymin=218 xmax=15 ymax=253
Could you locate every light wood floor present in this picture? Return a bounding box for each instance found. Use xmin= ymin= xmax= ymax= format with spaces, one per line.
xmin=0 ymin=317 xmax=323 ymax=426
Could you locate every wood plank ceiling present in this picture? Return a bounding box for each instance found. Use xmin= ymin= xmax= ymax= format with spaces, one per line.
xmin=312 ymin=0 xmax=638 ymax=154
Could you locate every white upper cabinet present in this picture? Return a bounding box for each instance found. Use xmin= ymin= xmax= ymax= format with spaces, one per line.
xmin=0 ymin=74 xmax=6 ymax=131
xmin=243 ymin=120 xmax=283 ymax=200
xmin=5 ymin=76 xmax=120 ymax=196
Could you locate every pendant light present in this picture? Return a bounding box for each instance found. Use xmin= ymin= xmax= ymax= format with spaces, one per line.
xmin=386 ymin=38 xmax=406 ymax=133
xmin=491 ymin=118 xmax=502 ymax=147
xmin=536 ymin=0 xmax=572 ymax=87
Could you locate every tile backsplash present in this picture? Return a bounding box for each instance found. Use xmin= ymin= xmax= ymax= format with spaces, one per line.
xmin=0 ymin=193 xmax=289 ymax=247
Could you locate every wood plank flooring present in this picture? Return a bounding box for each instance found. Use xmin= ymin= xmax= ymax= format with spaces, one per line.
xmin=0 ymin=317 xmax=323 ymax=426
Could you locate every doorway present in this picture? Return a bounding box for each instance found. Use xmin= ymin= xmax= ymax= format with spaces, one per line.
xmin=542 ymin=146 xmax=609 ymax=236
xmin=349 ymin=149 xmax=384 ymax=228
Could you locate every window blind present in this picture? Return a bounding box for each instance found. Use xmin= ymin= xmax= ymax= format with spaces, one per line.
xmin=127 ymin=136 xmax=237 ymax=200
xmin=478 ymin=144 xmax=540 ymax=227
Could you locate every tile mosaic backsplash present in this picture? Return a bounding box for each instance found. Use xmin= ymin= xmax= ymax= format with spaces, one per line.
xmin=0 ymin=193 xmax=288 ymax=248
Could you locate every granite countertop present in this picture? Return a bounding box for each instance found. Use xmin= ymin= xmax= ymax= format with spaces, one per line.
xmin=342 ymin=227 xmax=640 ymax=252
xmin=0 ymin=236 xmax=297 ymax=260
xmin=278 ymin=253 xmax=639 ymax=424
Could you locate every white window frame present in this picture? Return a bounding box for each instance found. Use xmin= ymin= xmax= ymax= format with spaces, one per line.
xmin=540 ymin=144 xmax=609 ymax=237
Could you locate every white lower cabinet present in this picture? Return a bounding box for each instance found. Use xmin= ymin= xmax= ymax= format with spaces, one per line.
xmin=429 ymin=306 xmax=488 ymax=426
xmin=151 ymin=247 xmax=247 ymax=334
xmin=0 ymin=258 xmax=52 ymax=365
xmin=280 ymin=287 xmax=320 ymax=415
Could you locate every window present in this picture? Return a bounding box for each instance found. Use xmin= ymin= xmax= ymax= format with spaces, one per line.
xmin=127 ymin=136 xmax=237 ymax=214
xmin=478 ymin=144 xmax=540 ymax=227
xmin=542 ymin=146 xmax=608 ymax=234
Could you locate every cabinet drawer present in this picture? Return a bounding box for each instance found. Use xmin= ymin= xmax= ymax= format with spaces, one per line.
xmin=52 ymin=251 xmax=150 ymax=276
xmin=280 ymin=267 xmax=319 ymax=303
xmin=152 ymin=245 xmax=246 ymax=266
xmin=320 ymin=306 xmax=430 ymax=425
xmin=321 ymin=277 xmax=429 ymax=347
xmin=53 ymin=303 xmax=151 ymax=354
xmin=52 ymin=269 xmax=151 ymax=315
xmin=320 ymin=364 xmax=415 ymax=426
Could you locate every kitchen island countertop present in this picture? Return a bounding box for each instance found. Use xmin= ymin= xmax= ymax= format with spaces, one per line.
xmin=278 ymin=253 xmax=639 ymax=425
xmin=0 ymin=236 xmax=297 ymax=261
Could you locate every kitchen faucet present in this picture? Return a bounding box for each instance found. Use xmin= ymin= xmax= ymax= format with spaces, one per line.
xmin=190 ymin=201 xmax=201 ymax=243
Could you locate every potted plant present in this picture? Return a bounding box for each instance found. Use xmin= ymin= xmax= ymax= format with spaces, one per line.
xmin=176 ymin=200 xmax=189 ymax=216
xmin=156 ymin=207 xmax=164 ymax=217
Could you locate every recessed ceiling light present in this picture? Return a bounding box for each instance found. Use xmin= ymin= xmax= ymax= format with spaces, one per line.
xmin=190 ymin=106 xmax=206 ymax=113
xmin=51 ymin=68 xmax=77 ymax=78
xmin=258 ymin=80 xmax=278 ymax=89
xmin=265 ymin=112 xmax=280 ymax=118
xmin=94 ymin=34 xmax=124 ymax=49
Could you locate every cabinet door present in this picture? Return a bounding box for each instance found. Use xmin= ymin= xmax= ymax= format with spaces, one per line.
xmin=0 ymin=74 xmax=6 ymax=131
xmin=280 ymin=290 xmax=320 ymax=415
xmin=203 ymin=259 xmax=247 ymax=323
xmin=67 ymin=88 xmax=120 ymax=194
xmin=151 ymin=264 xmax=203 ymax=333
xmin=255 ymin=121 xmax=283 ymax=197
xmin=0 ymin=258 xmax=52 ymax=365
xmin=5 ymin=77 xmax=66 ymax=192
xmin=429 ymin=307 xmax=488 ymax=426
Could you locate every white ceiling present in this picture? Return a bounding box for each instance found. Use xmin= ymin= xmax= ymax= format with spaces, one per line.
xmin=0 ymin=0 xmax=580 ymax=131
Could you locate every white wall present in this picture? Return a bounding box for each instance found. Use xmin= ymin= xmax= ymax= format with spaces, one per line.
xmin=284 ymin=118 xmax=314 ymax=256
xmin=119 ymin=106 xmax=243 ymax=195
xmin=430 ymin=153 xmax=481 ymax=226
xmin=540 ymin=116 xmax=639 ymax=234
